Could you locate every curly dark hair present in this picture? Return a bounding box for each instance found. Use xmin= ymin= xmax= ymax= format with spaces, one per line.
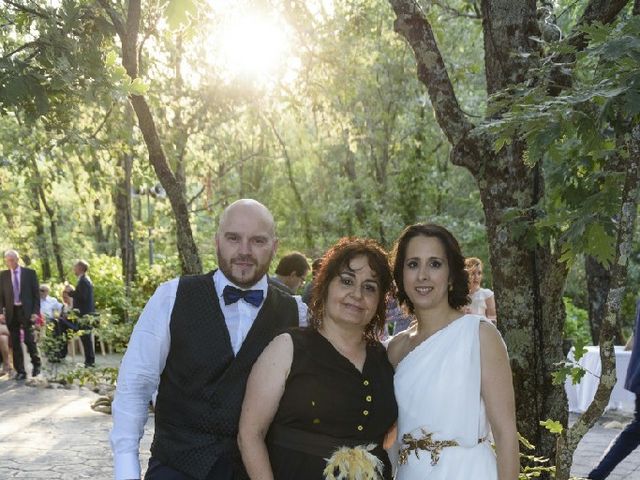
xmin=309 ymin=237 xmax=392 ymax=343
xmin=390 ymin=224 xmax=469 ymax=313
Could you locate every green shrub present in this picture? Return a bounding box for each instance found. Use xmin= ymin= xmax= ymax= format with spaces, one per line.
xmin=564 ymin=297 xmax=592 ymax=346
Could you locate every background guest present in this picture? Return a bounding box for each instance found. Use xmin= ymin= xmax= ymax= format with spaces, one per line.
xmin=270 ymin=252 xmax=309 ymax=295
xmin=464 ymin=257 xmax=497 ymax=324
xmin=301 ymin=258 xmax=322 ymax=305
xmin=54 ymin=288 xmax=75 ymax=361
xmin=0 ymin=249 xmax=41 ymax=380
xmin=39 ymin=284 xmax=63 ymax=322
xmin=384 ymin=284 xmax=413 ymax=338
xmin=65 ymin=260 xmax=95 ymax=367
xmin=270 ymin=252 xmax=309 ymax=325
xmin=588 ymin=299 xmax=640 ymax=479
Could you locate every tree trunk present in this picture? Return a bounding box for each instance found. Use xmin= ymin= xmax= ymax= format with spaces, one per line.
xmin=29 ymin=187 xmax=51 ymax=280
xmin=475 ymin=141 xmax=569 ymax=459
xmin=93 ymin=198 xmax=110 ymax=254
xmin=98 ymin=0 xmax=202 ymax=275
xmin=172 ymin=31 xmax=188 ymax=199
xmin=115 ymin=149 xmax=137 ymax=289
xmin=586 ymin=256 xmax=625 ymax=345
xmin=37 ymin=184 xmax=64 ymax=281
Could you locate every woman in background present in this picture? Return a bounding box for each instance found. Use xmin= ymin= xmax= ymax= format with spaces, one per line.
xmin=464 ymin=257 xmax=497 ymax=324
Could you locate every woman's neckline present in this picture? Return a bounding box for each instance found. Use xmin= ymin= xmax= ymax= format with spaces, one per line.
xmin=316 ymin=329 xmax=368 ymax=374
xmin=396 ymin=313 xmax=468 ymax=369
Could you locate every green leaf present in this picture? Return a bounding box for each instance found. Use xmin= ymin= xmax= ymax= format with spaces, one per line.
xmin=129 ymin=78 xmax=149 ymax=96
xmin=552 ymin=365 xmax=572 ymax=385
xmin=584 ymin=222 xmax=616 ymax=266
xmin=539 ymin=419 xmax=563 ymax=434
xmin=493 ymin=135 xmax=511 ymax=153
xmin=105 ymin=51 xmax=118 ymax=67
xmin=570 ymin=366 xmax=587 ymax=385
xmin=573 ymin=337 xmax=588 ymax=362
xmin=164 ymin=0 xmax=196 ymax=30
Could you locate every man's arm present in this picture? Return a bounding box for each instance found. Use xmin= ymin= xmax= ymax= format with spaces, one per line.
xmin=110 ymin=279 xmax=177 ymax=480
xmin=294 ymin=296 xmax=308 ymax=327
xmin=31 ymin=270 xmax=40 ymax=316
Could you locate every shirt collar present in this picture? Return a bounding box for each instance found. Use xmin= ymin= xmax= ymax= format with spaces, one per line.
xmin=213 ymin=269 xmax=268 ymax=303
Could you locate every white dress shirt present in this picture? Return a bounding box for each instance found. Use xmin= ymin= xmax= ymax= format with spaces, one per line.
xmin=110 ymin=270 xmax=300 ymax=480
xmin=40 ymin=296 xmax=63 ymax=320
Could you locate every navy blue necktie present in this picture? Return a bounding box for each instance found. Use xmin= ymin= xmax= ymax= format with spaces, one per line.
xmin=222 ymin=285 xmax=264 ymax=307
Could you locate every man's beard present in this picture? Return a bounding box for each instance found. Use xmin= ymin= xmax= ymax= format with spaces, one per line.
xmin=218 ymin=252 xmax=273 ymax=288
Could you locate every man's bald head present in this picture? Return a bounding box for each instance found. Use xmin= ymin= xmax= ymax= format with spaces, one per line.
xmin=215 ymin=199 xmax=278 ymax=288
xmin=218 ymin=199 xmax=276 ymax=238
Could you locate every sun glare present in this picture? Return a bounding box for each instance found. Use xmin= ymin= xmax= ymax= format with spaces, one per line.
xmin=206 ymin=9 xmax=297 ymax=87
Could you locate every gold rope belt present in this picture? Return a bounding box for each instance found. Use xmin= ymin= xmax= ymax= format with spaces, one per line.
xmin=398 ymin=429 xmax=485 ymax=466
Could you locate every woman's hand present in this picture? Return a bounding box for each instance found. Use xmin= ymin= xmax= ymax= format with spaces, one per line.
xmin=238 ymin=333 xmax=294 ymax=480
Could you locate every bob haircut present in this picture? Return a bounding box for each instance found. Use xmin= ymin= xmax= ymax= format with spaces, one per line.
xmin=391 ymin=223 xmax=469 ymax=313
xmin=309 ymin=237 xmax=392 ymax=343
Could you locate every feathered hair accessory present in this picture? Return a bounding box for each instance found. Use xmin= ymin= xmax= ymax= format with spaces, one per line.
xmin=323 ymin=443 xmax=384 ymax=480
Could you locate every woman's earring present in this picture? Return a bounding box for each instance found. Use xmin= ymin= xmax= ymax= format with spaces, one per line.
xmin=448 ymin=283 xmax=453 ymax=292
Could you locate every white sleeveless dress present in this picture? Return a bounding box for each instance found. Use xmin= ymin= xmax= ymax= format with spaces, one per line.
xmin=468 ymin=288 xmax=494 ymax=317
xmin=393 ymin=314 xmax=497 ymax=479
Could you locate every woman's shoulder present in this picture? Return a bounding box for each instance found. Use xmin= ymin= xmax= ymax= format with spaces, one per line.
xmin=386 ymin=328 xmax=413 ymax=368
xmin=478 ymin=319 xmax=505 ymax=348
xmin=478 ymin=287 xmax=494 ymax=299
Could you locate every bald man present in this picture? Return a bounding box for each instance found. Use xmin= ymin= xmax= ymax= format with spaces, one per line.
xmin=111 ymin=199 xmax=302 ymax=480
xmin=0 ymin=250 xmax=41 ymax=380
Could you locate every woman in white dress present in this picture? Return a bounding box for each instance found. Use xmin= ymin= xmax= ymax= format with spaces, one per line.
xmin=387 ymin=224 xmax=519 ymax=480
xmin=464 ymin=257 xmax=497 ymax=324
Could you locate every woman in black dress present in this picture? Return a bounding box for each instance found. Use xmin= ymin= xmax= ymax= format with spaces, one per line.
xmin=238 ymin=238 xmax=397 ymax=480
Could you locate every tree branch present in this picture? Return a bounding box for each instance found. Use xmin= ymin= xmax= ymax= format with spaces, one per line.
xmin=187 ymin=185 xmax=206 ymax=207
xmin=431 ymin=0 xmax=481 ymax=19
xmin=387 ymin=0 xmax=475 ymax=149
xmin=569 ymin=0 xmax=630 ymax=50
xmin=89 ymin=103 xmax=114 ymax=139
xmin=2 ymin=0 xmax=49 ymax=19
xmin=549 ymin=0 xmax=630 ymax=94
xmin=95 ymin=0 xmax=125 ymax=38
xmin=1 ymin=41 xmax=39 ymax=60
xmin=122 ymin=0 xmax=141 ymax=77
